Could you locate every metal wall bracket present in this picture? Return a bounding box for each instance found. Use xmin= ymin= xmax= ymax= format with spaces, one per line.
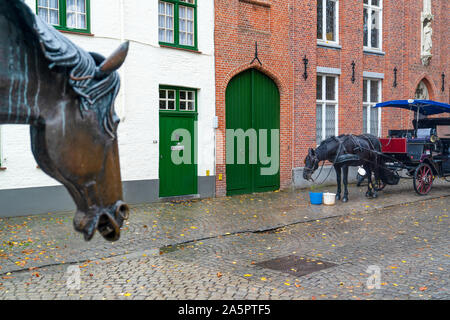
xmin=303 ymin=56 xmax=308 ymax=80
xmin=250 ymin=41 xmax=262 ymax=66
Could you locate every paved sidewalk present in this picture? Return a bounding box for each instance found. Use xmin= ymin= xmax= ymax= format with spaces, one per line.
xmin=0 ymin=193 xmax=448 ymax=300
xmin=0 ymin=179 xmax=449 ymax=275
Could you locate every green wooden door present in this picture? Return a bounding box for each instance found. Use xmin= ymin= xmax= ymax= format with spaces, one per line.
xmin=159 ymin=114 xmax=197 ymax=197
xmin=226 ymin=69 xmax=280 ymax=195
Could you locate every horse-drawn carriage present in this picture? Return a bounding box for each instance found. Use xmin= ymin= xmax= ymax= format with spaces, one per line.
xmin=303 ymin=99 xmax=450 ymax=202
xmin=373 ymin=99 xmax=450 ymax=195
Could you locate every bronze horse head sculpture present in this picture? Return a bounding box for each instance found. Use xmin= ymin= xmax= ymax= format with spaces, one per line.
xmin=0 ymin=0 xmax=130 ymax=241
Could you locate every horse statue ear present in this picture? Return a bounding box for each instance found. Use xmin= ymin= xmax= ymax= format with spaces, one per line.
xmin=95 ymin=41 xmax=130 ymax=78
xmin=309 ymin=148 xmax=315 ymax=156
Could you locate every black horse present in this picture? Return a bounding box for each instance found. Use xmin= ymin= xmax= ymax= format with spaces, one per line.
xmin=303 ymin=134 xmax=382 ymax=202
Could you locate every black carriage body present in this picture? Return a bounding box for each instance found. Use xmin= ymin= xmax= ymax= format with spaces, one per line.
xmin=374 ymin=100 xmax=450 ymax=195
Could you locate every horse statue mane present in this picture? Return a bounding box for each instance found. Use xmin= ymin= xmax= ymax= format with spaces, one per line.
xmin=10 ymin=0 xmax=121 ymax=138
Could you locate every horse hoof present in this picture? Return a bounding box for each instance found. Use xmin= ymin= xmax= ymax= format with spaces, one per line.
xmin=342 ymin=197 xmax=348 ymax=203
xmin=335 ymin=194 xmax=341 ymax=200
xmin=365 ymin=191 xmax=372 ymax=198
xmin=372 ymin=193 xmax=378 ymax=199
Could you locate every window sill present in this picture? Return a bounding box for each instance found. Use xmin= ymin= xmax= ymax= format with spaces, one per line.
xmin=159 ymin=44 xmax=201 ymax=54
xmin=363 ymin=48 xmax=385 ymax=56
xmin=317 ymin=41 xmax=341 ymax=50
xmin=239 ymin=0 xmax=271 ymax=8
xmin=58 ymin=29 xmax=94 ymax=37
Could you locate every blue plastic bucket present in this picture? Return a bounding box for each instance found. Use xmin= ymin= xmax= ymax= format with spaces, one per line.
xmin=309 ymin=192 xmax=323 ymax=205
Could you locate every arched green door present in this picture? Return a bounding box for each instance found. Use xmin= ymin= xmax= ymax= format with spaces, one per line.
xmin=226 ymin=69 xmax=280 ymax=195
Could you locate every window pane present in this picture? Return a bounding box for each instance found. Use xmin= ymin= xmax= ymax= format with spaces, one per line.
xmin=77 ymin=14 xmax=86 ymax=29
xmin=325 ymin=105 xmax=335 ymax=138
xmin=158 ymin=29 xmax=165 ymax=42
xmin=326 ymin=0 xmax=336 ymax=41
xmin=371 ymin=10 xmax=380 ymax=48
xmin=363 ymin=80 xmax=368 ymax=102
xmin=67 ymin=0 xmax=75 ymax=11
xmin=168 ymin=90 xmax=175 ymax=99
xmin=363 ymin=0 xmax=368 ymax=4
xmin=179 ymin=6 xmax=194 ymax=46
xmin=188 ymin=101 xmax=194 ymax=111
xmin=50 ymin=9 xmax=59 ymax=25
xmin=371 ymin=0 xmax=380 ymax=6
xmin=187 ymin=7 xmax=193 ymax=19
xmin=159 ymin=15 xmax=165 ymax=28
xmin=317 ymin=0 xmax=323 ymax=39
xmin=316 ymin=76 xmax=323 ymax=100
xmin=39 ymin=0 xmax=48 ymax=6
xmin=325 ymin=77 xmax=335 ymax=101
xmin=371 ymin=107 xmax=379 ymax=136
xmin=159 ymin=100 xmax=166 ymax=110
xmin=363 ymin=106 xmax=368 ymax=133
xmin=38 ymin=10 xmax=49 ymax=23
xmin=49 ymin=0 xmax=58 ymax=9
xmin=67 ymin=13 xmax=76 ymax=28
xmin=166 ymin=3 xmax=173 ymax=15
xmin=168 ymin=100 xmax=175 ymax=110
xmin=370 ymin=80 xmax=379 ymax=102
xmin=167 ymin=30 xmax=174 ymax=43
xmin=363 ymin=8 xmax=368 ymax=46
xmin=159 ymin=2 xmax=174 ymax=43
xmin=316 ymin=104 xmax=323 ymax=144
xmin=179 ymin=6 xmax=185 ymax=18
xmin=180 ymin=91 xmax=186 ymax=100
xmin=160 ymin=90 xmax=166 ymax=99
xmin=77 ymin=0 xmax=86 ymax=13
xmin=180 ymin=101 xmax=186 ymax=110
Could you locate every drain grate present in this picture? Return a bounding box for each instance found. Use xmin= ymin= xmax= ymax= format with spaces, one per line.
xmin=256 ymin=255 xmax=336 ymax=277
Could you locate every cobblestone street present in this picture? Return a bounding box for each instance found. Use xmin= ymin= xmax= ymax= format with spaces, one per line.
xmin=0 ymin=181 xmax=448 ymax=300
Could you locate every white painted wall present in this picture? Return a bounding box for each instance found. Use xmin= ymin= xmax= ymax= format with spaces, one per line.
xmin=0 ymin=0 xmax=216 ymax=190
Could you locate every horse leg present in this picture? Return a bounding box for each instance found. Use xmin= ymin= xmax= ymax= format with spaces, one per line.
xmin=342 ymin=165 xmax=349 ymax=202
xmin=365 ymin=166 xmax=374 ymax=198
xmin=335 ymin=165 xmax=341 ymax=200
xmin=371 ymin=164 xmax=378 ymax=198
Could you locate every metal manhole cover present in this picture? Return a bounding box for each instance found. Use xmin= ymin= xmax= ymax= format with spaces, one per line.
xmin=256 ymin=255 xmax=336 ymax=277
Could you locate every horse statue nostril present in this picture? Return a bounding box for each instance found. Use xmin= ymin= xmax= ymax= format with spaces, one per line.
xmin=115 ymin=201 xmax=130 ymax=220
xmin=97 ymin=212 xmax=120 ymax=241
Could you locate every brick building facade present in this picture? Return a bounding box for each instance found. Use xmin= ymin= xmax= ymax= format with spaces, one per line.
xmin=214 ymin=0 xmax=449 ymax=196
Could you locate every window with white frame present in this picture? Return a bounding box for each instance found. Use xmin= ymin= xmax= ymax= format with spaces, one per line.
xmin=159 ymin=89 xmax=176 ymax=110
xmin=363 ymin=79 xmax=382 ymax=137
xmin=66 ymin=0 xmax=87 ymax=29
xmin=158 ymin=0 xmax=197 ymax=49
xmin=179 ymin=90 xmax=195 ymax=111
xmin=37 ymin=0 xmax=90 ymax=33
xmin=363 ymin=0 xmax=382 ymax=50
xmin=317 ymin=0 xmax=339 ymax=43
xmin=37 ymin=0 xmax=59 ymax=26
xmin=316 ymin=75 xmax=338 ymax=144
xmin=158 ymin=1 xmax=174 ymax=43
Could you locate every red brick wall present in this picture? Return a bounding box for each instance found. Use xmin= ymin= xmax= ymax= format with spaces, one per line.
xmin=214 ymin=0 xmax=449 ymax=195
xmin=214 ymin=0 xmax=294 ymax=196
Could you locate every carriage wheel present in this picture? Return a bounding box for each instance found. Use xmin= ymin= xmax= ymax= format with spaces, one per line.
xmin=413 ymin=163 xmax=434 ymax=196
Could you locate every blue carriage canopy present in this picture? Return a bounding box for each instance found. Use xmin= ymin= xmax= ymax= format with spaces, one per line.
xmin=374 ymin=100 xmax=450 ymax=115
